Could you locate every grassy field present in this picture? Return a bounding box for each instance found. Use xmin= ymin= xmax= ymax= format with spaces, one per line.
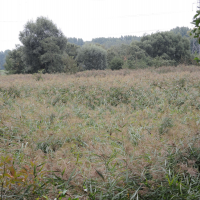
xmin=0 ymin=70 xmax=6 ymax=75
xmin=0 ymin=66 xmax=200 ymax=199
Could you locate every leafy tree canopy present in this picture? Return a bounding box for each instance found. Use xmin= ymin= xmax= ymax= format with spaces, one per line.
xmin=110 ymin=57 xmax=124 ymax=70
xmin=67 ymin=38 xmax=84 ymax=46
xmin=19 ymin=16 xmax=67 ymax=73
xmin=0 ymin=50 xmax=10 ymax=70
xmin=191 ymin=10 xmax=200 ymax=62
xmin=76 ymin=44 xmax=107 ymax=70
xmin=65 ymin=43 xmax=80 ymax=58
xmin=4 ymin=45 xmax=25 ymax=74
xmin=89 ymin=35 xmax=141 ymax=49
xmin=136 ymin=32 xmax=191 ymax=63
xmin=170 ymin=27 xmax=191 ymax=38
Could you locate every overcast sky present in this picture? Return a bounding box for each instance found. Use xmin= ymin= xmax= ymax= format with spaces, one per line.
xmin=0 ymin=0 xmax=197 ymax=51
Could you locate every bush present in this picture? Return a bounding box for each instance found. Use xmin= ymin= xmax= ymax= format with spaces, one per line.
xmin=110 ymin=57 xmax=124 ymax=70
xmin=62 ymin=53 xmax=79 ymax=74
xmin=76 ymin=44 xmax=107 ymax=70
xmin=127 ymin=59 xmax=149 ymax=69
xmin=152 ymin=56 xmax=176 ymax=68
xmin=4 ymin=45 xmax=26 ymax=74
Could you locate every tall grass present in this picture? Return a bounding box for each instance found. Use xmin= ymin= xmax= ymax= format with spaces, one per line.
xmin=0 ymin=70 xmax=6 ymax=76
xmin=0 ymin=66 xmax=200 ymax=199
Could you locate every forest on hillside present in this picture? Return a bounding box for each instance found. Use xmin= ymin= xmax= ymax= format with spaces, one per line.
xmin=0 ymin=17 xmax=198 ymax=73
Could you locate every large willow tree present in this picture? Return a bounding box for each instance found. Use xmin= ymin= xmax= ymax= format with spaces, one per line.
xmin=19 ymin=17 xmax=67 ymax=73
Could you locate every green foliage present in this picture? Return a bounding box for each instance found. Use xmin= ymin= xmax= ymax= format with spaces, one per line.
xmin=0 ymin=156 xmax=49 ymax=199
xmin=106 ymin=31 xmax=193 ymax=69
xmin=65 ymin=43 xmax=80 ymax=58
xmin=151 ymin=56 xmax=176 ymax=68
xmin=110 ymin=57 xmax=124 ymax=70
xmin=0 ymin=50 xmax=10 ymax=70
xmin=66 ymin=35 xmax=141 ymax=49
xmin=170 ymin=26 xmax=191 ymax=38
xmin=67 ymin=37 xmax=84 ymax=46
xmin=0 ymin=156 xmax=78 ymax=199
xmin=128 ymin=42 xmax=147 ymax=60
xmin=90 ymin=35 xmax=141 ymax=48
xmin=62 ymin=53 xmax=79 ymax=74
xmin=76 ymin=44 xmax=107 ymax=70
xmin=4 ymin=45 xmax=25 ymax=74
xmin=137 ymin=32 xmax=191 ymax=64
xmin=125 ymin=43 xmax=150 ymax=69
xmin=19 ymin=16 xmax=67 ymax=73
xmin=40 ymin=37 xmax=65 ymax=73
xmin=191 ymin=10 xmax=200 ymax=62
xmin=107 ymin=46 xmax=121 ymax=66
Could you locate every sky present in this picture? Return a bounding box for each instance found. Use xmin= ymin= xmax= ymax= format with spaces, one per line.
xmin=0 ymin=0 xmax=198 ymax=51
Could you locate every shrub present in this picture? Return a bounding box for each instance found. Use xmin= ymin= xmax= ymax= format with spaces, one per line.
xmin=110 ymin=57 xmax=124 ymax=70
xmin=76 ymin=44 xmax=107 ymax=70
xmin=62 ymin=53 xmax=79 ymax=74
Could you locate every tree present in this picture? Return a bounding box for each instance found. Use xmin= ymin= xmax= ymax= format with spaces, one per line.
xmin=137 ymin=32 xmax=191 ymax=64
xmin=19 ymin=16 xmax=67 ymax=73
xmin=110 ymin=57 xmax=124 ymax=70
xmin=67 ymin=38 xmax=84 ymax=46
xmin=191 ymin=10 xmax=200 ymax=62
xmin=4 ymin=45 xmax=25 ymax=74
xmin=170 ymin=27 xmax=191 ymax=38
xmin=107 ymin=46 xmax=119 ymax=65
xmin=65 ymin=43 xmax=80 ymax=58
xmin=90 ymin=36 xmax=141 ymax=49
xmin=0 ymin=50 xmax=10 ymax=70
xmin=62 ymin=52 xmax=78 ymax=74
xmin=76 ymin=44 xmax=107 ymax=70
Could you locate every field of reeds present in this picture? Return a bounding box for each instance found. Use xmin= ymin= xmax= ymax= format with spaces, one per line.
xmin=0 ymin=70 xmax=5 ymax=76
xmin=0 ymin=66 xmax=200 ymax=199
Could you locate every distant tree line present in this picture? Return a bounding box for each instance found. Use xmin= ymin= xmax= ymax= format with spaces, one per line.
xmin=67 ymin=36 xmax=141 ymax=48
xmin=1 ymin=17 xmax=198 ymax=74
xmin=88 ymin=36 xmax=141 ymax=48
xmin=67 ymin=37 xmax=84 ymax=46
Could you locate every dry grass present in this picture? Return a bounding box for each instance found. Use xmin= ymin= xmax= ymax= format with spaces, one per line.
xmin=0 ymin=66 xmax=200 ymax=199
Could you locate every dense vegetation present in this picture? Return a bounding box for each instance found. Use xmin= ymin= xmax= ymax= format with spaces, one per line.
xmin=0 ymin=16 xmax=197 ymax=74
xmin=1 ymin=15 xmax=198 ymax=75
xmin=67 ymin=37 xmax=84 ymax=46
xmin=1 ymin=67 xmax=200 ymax=199
xmin=88 ymin=35 xmax=141 ymax=48
xmin=0 ymin=10 xmax=200 ymax=200
xmin=0 ymin=50 xmax=10 ymax=70
xmin=76 ymin=44 xmax=107 ymax=70
xmin=4 ymin=24 xmax=195 ymax=74
xmin=0 ymin=15 xmax=199 ymax=75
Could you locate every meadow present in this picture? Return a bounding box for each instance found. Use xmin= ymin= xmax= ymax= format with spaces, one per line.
xmin=0 ymin=70 xmax=6 ymax=76
xmin=0 ymin=66 xmax=200 ymax=199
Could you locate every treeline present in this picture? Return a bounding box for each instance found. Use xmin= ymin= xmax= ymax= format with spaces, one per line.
xmin=88 ymin=36 xmax=141 ymax=48
xmin=68 ymin=27 xmax=197 ymax=54
xmin=2 ymin=17 xmax=198 ymax=74
xmin=67 ymin=36 xmax=141 ymax=49
xmin=67 ymin=38 xmax=84 ymax=46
